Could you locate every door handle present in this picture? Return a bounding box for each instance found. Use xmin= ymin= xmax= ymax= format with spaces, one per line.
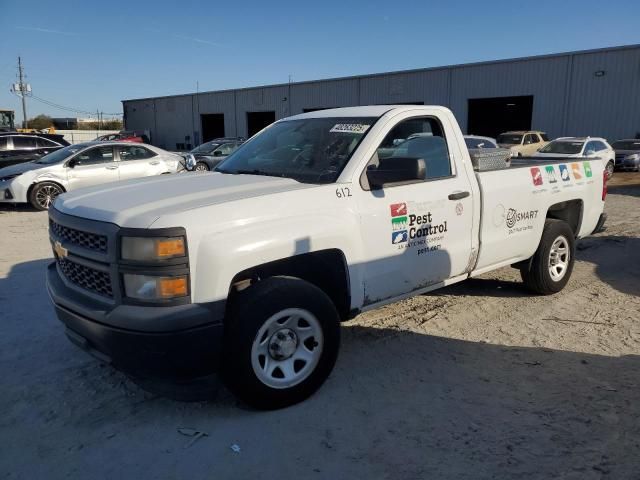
xmin=105 ymin=165 xmax=119 ymax=170
xmin=448 ymin=191 xmax=470 ymax=200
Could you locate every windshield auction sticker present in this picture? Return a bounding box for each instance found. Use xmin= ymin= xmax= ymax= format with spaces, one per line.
xmin=330 ymin=124 xmax=370 ymax=134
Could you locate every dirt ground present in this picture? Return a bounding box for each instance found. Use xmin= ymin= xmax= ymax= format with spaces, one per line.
xmin=1 ymin=173 xmax=639 ymax=480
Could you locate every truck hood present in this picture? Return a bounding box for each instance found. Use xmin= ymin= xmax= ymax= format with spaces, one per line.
xmin=53 ymin=172 xmax=315 ymax=228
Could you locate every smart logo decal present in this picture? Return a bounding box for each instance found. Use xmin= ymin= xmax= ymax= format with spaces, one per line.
xmin=530 ymin=167 xmax=543 ymax=186
xmin=559 ymin=164 xmax=570 ymax=181
xmin=388 ymin=201 xmax=448 ymax=254
xmin=584 ymin=162 xmax=593 ymax=178
xmin=505 ymin=208 xmax=539 ymax=234
xmin=545 ymin=165 xmax=557 ymax=183
xmin=571 ymin=163 xmax=582 ymax=180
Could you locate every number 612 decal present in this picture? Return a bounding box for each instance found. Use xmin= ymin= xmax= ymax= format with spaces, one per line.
xmin=335 ymin=187 xmax=352 ymax=198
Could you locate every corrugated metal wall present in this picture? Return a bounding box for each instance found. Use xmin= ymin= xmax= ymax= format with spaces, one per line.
xmin=123 ymin=45 xmax=640 ymax=149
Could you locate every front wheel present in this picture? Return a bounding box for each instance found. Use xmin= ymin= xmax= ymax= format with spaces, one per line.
xmin=194 ymin=162 xmax=210 ymax=172
xmin=222 ymin=276 xmax=340 ymax=410
xmin=605 ymin=161 xmax=614 ymax=179
xmin=29 ymin=182 xmax=63 ymax=211
xmin=520 ymin=219 xmax=575 ymax=295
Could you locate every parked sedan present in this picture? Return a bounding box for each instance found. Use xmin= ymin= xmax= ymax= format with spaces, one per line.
xmin=611 ymin=139 xmax=640 ymax=171
xmin=96 ymin=131 xmax=149 ymax=143
xmin=464 ymin=135 xmax=498 ymax=149
xmin=188 ymin=137 xmax=244 ymax=172
xmin=497 ymin=131 xmax=549 ymax=156
xmin=0 ymin=142 xmax=182 ymax=210
xmin=0 ymin=132 xmax=69 ymax=168
xmin=533 ymin=137 xmax=616 ymax=177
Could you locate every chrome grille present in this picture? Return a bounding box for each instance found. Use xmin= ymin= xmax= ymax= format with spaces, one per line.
xmin=50 ymin=220 xmax=108 ymax=253
xmin=57 ymin=257 xmax=113 ymax=298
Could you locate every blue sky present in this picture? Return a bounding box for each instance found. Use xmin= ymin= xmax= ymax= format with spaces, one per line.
xmin=1 ymin=0 xmax=639 ymax=120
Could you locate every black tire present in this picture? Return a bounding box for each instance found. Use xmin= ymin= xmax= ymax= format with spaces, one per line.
xmin=520 ymin=219 xmax=575 ymax=295
xmin=605 ymin=161 xmax=614 ymax=179
xmin=222 ymin=276 xmax=340 ymax=410
xmin=29 ymin=181 xmax=64 ymax=211
xmin=194 ymin=162 xmax=210 ymax=172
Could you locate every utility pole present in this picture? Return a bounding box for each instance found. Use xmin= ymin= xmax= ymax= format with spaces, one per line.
xmin=16 ymin=57 xmax=29 ymax=129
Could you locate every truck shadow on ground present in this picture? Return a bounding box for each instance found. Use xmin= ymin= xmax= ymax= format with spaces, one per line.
xmin=576 ymin=235 xmax=640 ymax=297
xmin=1 ymin=258 xmax=639 ymax=478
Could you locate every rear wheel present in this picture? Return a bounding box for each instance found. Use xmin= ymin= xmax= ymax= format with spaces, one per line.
xmin=520 ymin=219 xmax=575 ymax=295
xmin=605 ymin=161 xmax=614 ymax=179
xmin=29 ymin=182 xmax=63 ymax=211
xmin=222 ymin=276 xmax=340 ymax=410
xmin=194 ymin=162 xmax=210 ymax=172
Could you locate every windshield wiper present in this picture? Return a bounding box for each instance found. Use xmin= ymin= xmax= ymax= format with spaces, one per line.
xmin=218 ymin=168 xmax=286 ymax=178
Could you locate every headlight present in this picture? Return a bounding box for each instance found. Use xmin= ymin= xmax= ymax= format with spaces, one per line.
xmin=121 ymin=236 xmax=186 ymax=261
xmin=124 ymin=274 xmax=189 ymax=300
xmin=185 ymin=153 xmax=196 ymax=171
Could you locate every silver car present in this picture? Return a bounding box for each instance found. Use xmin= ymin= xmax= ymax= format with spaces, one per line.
xmin=0 ymin=142 xmax=182 ymax=210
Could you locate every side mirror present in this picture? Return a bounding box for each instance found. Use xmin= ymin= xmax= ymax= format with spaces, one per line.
xmin=213 ymin=150 xmax=223 ymax=157
xmin=366 ymin=157 xmax=426 ymax=189
xmin=586 ymin=149 xmax=596 ymax=156
xmin=185 ymin=153 xmax=196 ymax=171
xmin=67 ymin=158 xmax=77 ymax=168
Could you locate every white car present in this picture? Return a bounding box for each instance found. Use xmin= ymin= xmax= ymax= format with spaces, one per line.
xmin=0 ymin=142 xmax=183 ymax=210
xmin=533 ymin=137 xmax=616 ymax=178
xmin=46 ymin=105 xmax=607 ymax=409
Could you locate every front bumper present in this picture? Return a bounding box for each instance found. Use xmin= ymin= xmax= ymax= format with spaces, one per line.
xmin=47 ymin=261 xmax=225 ymax=379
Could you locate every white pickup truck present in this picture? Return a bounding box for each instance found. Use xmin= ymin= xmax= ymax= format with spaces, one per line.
xmin=46 ymin=106 xmax=607 ymax=409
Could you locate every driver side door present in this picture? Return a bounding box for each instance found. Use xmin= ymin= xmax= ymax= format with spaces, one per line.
xmin=66 ymin=146 xmax=119 ymax=190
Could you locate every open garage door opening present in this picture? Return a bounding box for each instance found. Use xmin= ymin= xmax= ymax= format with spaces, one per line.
xmin=201 ymin=114 xmax=225 ymax=143
xmin=467 ymin=96 xmax=533 ymax=140
xmin=247 ymin=111 xmax=275 ymax=137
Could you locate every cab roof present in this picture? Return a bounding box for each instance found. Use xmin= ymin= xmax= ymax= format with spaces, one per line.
xmin=285 ymin=105 xmax=445 ymax=120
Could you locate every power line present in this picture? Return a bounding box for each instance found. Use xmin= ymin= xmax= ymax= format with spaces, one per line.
xmin=29 ymin=94 xmax=123 ymax=116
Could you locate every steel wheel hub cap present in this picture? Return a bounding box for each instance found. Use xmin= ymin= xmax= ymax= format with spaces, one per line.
xmin=268 ymin=328 xmax=298 ymax=360
xmin=548 ymin=236 xmax=570 ymax=281
xmin=251 ymin=308 xmax=323 ymax=389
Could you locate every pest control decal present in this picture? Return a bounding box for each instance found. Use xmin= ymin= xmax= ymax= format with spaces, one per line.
xmin=390 ymin=203 xmax=407 ymax=217
xmin=389 ymin=201 xmax=448 ymax=255
xmin=584 ymin=162 xmax=593 ymax=178
xmin=545 ymin=165 xmax=557 ymax=183
xmin=330 ymin=124 xmax=370 ymax=134
xmin=530 ymin=167 xmax=543 ymax=186
xmin=559 ymin=164 xmax=570 ymax=181
xmin=571 ymin=163 xmax=582 ymax=180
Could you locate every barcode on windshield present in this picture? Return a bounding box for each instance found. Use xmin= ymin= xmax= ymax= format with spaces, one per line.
xmin=330 ymin=124 xmax=371 ymax=134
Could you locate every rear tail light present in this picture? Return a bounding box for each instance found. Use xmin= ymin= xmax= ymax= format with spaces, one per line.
xmin=602 ymin=169 xmax=608 ymax=201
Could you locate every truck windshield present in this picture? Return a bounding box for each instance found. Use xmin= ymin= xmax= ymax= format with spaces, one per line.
xmin=216 ymin=117 xmax=376 ymax=183
xmin=497 ymin=134 xmax=523 ymax=145
xmin=539 ymin=141 xmax=584 ymax=154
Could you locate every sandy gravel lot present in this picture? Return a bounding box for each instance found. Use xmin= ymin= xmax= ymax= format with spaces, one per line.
xmin=1 ymin=174 xmax=639 ymax=479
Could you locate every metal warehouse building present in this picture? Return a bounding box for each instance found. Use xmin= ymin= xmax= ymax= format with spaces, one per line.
xmin=123 ymin=44 xmax=640 ymax=150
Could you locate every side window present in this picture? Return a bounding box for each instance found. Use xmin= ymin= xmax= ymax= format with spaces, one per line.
xmin=370 ymin=117 xmax=451 ymax=183
xmin=216 ymin=143 xmax=236 ymax=156
xmin=37 ymin=138 xmax=59 ymax=148
xmin=594 ymin=141 xmax=607 ymax=151
xmin=531 ymin=134 xmax=540 ymax=144
xmin=118 ymin=145 xmax=156 ymax=161
xmin=75 ymin=146 xmax=114 ymax=165
xmin=540 ymin=133 xmax=549 ymax=141
xmin=584 ymin=142 xmax=597 ymax=154
xmin=13 ymin=136 xmax=38 ymax=149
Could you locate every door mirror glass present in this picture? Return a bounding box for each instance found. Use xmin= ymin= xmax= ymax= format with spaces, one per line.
xmin=366 ymin=157 xmax=426 ymax=189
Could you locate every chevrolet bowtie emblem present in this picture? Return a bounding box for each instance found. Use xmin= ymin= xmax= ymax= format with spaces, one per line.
xmin=54 ymin=241 xmax=68 ymax=259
